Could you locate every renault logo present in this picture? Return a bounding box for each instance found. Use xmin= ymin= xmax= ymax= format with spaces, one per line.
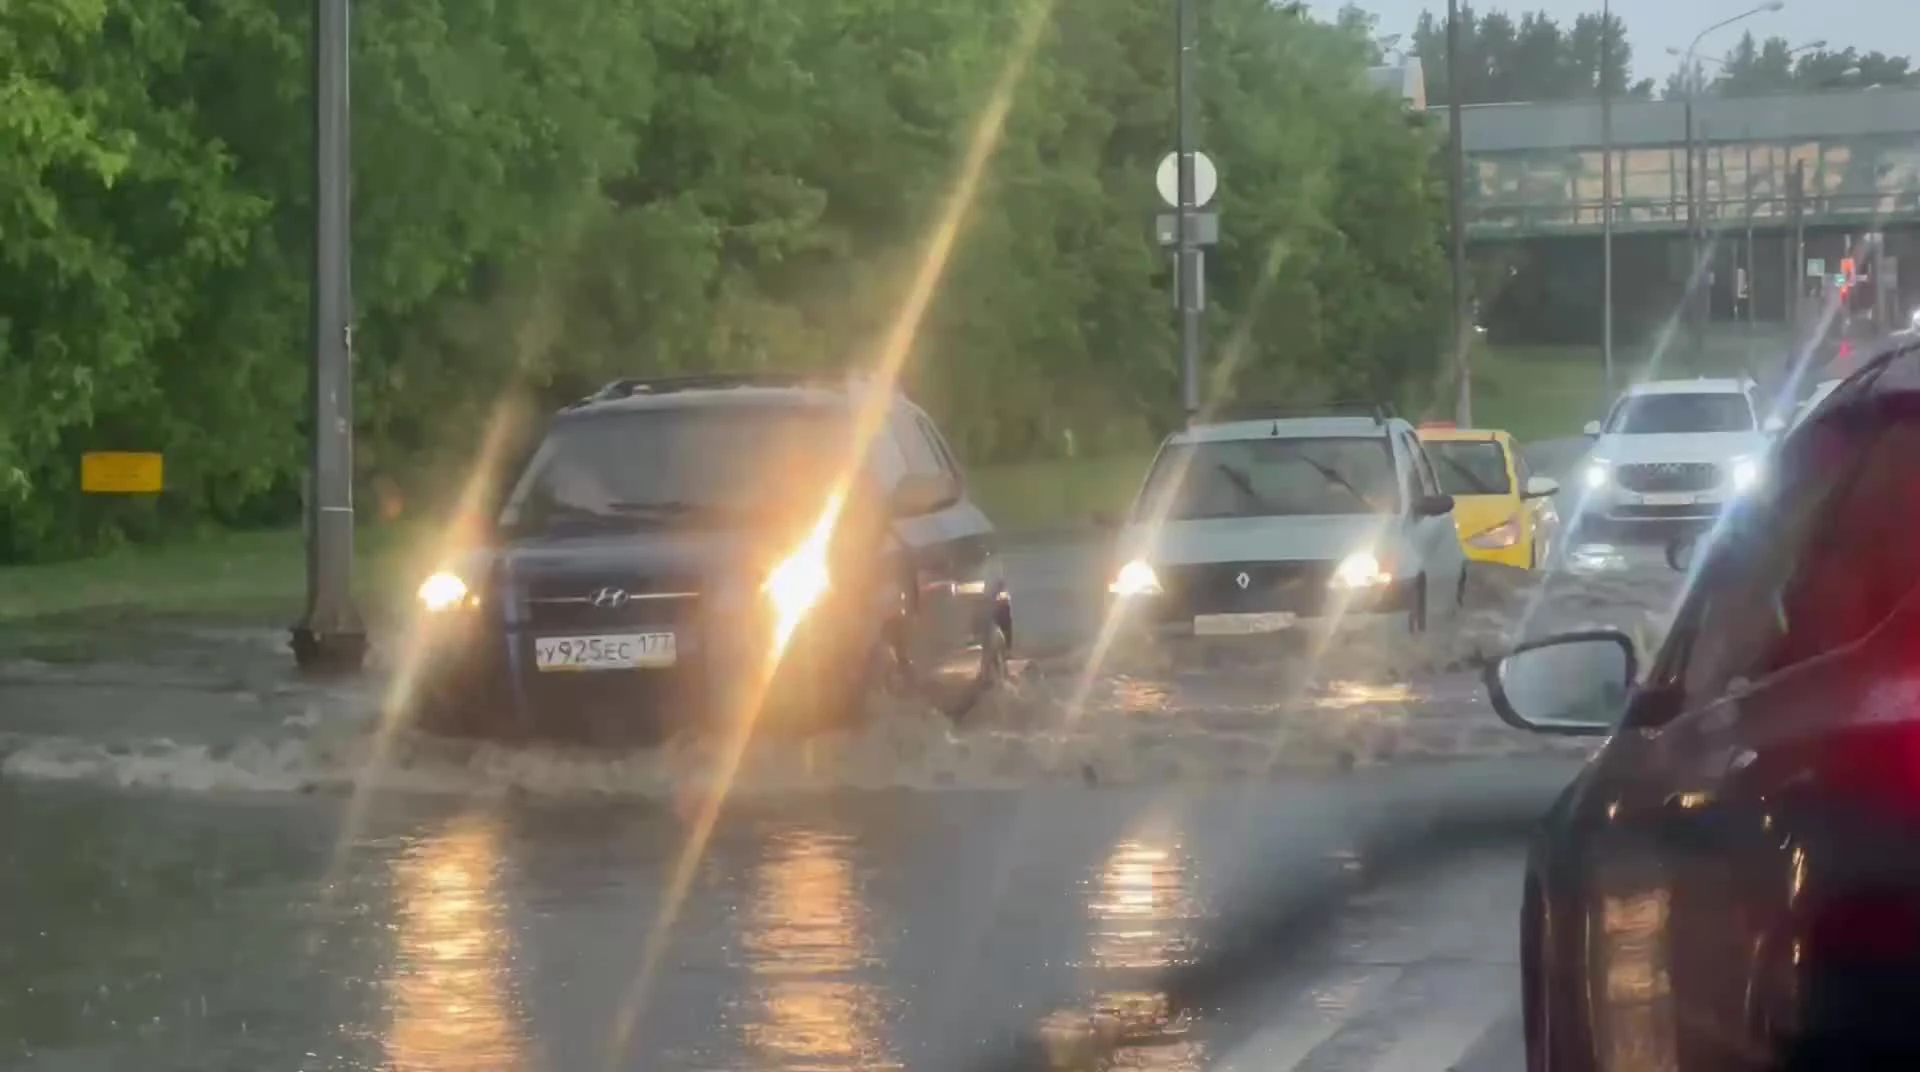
xmin=590 ymin=587 xmax=629 ymax=609
xmin=1235 ymin=572 xmax=1251 ymax=590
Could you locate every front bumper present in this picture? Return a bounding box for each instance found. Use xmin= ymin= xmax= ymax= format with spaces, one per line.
xmin=407 ymin=597 xmax=866 ymax=738
xmin=1110 ymin=560 xmax=1417 ymax=639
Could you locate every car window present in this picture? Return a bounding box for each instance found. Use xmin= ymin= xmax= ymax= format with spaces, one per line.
xmin=497 ymin=403 xmax=855 ymax=532
xmin=1604 ymin=392 xmax=1756 ymax=434
xmin=893 ymin=411 xmax=944 ymax=478
xmin=1134 ymin=436 xmax=1401 ymax=520
xmin=1404 ymin=435 xmax=1440 ymax=497
xmin=913 ymin=414 xmax=964 ymax=484
xmin=1653 ymin=414 xmax=1885 ymax=709
xmin=1425 ymin=439 xmax=1512 ymax=496
xmin=1758 ymin=417 xmax=1920 ymax=672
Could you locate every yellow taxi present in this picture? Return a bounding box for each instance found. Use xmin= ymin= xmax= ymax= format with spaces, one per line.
xmin=1415 ymin=423 xmax=1561 ymax=570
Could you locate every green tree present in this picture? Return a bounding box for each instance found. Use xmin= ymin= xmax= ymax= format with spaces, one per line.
xmin=1412 ymin=5 xmax=1654 ymax=105
xmin=1 ymin=0 xmax=1452 ymax=560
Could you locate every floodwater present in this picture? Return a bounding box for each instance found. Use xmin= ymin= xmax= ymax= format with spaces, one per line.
xmin=0 ymin=522 xmax=1681 ymax=1071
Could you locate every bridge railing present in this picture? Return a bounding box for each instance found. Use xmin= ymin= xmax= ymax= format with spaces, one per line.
xmin=1469 ymin=192 xmax=1920 ymax=236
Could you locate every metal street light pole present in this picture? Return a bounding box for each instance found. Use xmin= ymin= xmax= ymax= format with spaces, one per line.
xmin=1447 ymin=0 xmax=1471 ymax=426
xmin=1174 ymin=0 xmax=1201 ymax=422
xmin=292 ymin=0 xmax=366 ymax=674
xmin=1600 ymin=0 xmax=1615 ymax=390
xmin=1677 ymin=1 xmax=1785 ymax=359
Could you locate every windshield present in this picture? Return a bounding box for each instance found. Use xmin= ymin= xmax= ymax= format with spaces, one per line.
xmin=498 ymin=404 xmax=852 ymax=533
xmin=1424 ymin=440 xmax=1511 ymax=496
xmin=1604 ymin=392 xmax=1754 ymax=435
xmin=1136 ymin=436 xmax=1400 ymax=520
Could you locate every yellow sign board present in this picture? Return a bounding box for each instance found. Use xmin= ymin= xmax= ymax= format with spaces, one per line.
xmin=81 ymin=452 xmax=164 ymax=494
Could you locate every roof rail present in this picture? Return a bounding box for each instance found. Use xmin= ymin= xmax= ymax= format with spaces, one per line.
xmin=568 ymin=371 xmax=869 ymax=408
xmin=1206 ymin=401 xmax=1397 ymax=425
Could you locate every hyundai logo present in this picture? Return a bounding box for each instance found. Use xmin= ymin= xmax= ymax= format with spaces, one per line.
xmin=1235 ymin=572 xmax=1251 ymax=590
xmin=590 ymin=587 xmax=629 ymax=609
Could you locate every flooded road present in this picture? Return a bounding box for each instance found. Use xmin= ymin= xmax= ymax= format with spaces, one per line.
xmin=1 ymin=764 xmax=1570 ymax=1071
xmin=0 ymin=514 xmax=1680 ymax=1070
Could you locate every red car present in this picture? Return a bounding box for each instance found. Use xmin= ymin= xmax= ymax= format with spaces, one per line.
xmin=1487 ymin=333 xmax=1920 ymax=1070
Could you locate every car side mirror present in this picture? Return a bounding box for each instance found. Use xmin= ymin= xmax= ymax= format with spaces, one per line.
xmin=1522 ymin=475 xmax=1559 ymax=499
xmin=1763 ymin=415 xmax=1787 ymax=434
xmin=1583 ymin=420 xmax=1602 ymax=437
xmin=1485 ymin=630 xmax=1636 ymax=737
xmin=1664 ymin=532 xmax=1698 ymax=573
xmin=889 ymin=473 xmax=961 ymax=518
xmin=1413 ymin=493 xmax=1454 ymax=518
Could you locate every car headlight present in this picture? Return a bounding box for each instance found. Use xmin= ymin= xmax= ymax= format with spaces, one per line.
xmin=416 ymin=571 xmax=472 ymax=613
xmin=1729 ymin=455 xmax=1761 ymax=492
xmin=1468 ymin=516 xmax=1523 ymax=550
xmin=1331 ymin=551 xmax=1393 ymax=589
xmin=764 ymin=547 xmax=830 ymax=629
xmin=1583 ymin=460 xmax=1610 ymax=490
xmin=1108 ymin=559 xmax=1163 ymax=597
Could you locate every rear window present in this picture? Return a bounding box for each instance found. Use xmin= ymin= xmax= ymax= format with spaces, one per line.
xmin=1424 ymin=439 xmax=1512 ymax=495
xmin=1605 ymin=392 xmax=1754 ymax=434
xmin=1135 ymin=436 xmax=1400 ymax=520
xmin=498 ymin=404 xmax=854 ymax=533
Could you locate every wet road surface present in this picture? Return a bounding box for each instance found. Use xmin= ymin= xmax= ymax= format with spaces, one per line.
xmin=0 ymin=475 xmax=1679 ymax=1071
xmin=0 ymin=760 xmax=1569 ymax=1071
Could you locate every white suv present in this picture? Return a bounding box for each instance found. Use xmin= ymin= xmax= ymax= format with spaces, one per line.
xmin=1105 ymin=407 xmax=1469 ymax=636
xmin=1578 ymin=377 xmax=1784 ymax=540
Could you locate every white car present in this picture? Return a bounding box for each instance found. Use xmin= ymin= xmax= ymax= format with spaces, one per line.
xmin=1578 ymin=377 xmax=1783 ymax=540
xmin=1105 ymin=408 xmax=1470 ymax=636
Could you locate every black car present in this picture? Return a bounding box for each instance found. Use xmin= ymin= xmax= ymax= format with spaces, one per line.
xmin=407 ymin=373 xmax=1011 ymax=742
xmin=1486 ymin=334 xmax=1920 ymax=1069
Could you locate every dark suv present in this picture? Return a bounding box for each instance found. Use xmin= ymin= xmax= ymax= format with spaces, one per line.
xmin=407 ymin=373 xmax=1012 ymax=742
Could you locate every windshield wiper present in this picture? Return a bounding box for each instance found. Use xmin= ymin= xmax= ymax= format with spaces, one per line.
xmin=1435 ymin=454 xmax=1495 ymax=495
xmin=1292 ymin=455 xmax=1373 ymax=510
xmin=1213 ymin=463 xmax=1269 ymax=505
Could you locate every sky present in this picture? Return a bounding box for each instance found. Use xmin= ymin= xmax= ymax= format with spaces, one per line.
xmin=1312 ymin=0 xmax=1917 ymax=82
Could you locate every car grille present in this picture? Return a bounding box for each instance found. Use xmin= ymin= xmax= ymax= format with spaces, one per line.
xmin=522 ymin=574 xmax=703 ymax=631
xmin=1156 ymin=561 xmax=1338 ymax=616
xmin=1615 ymin=462 xmax=1720 ymax=493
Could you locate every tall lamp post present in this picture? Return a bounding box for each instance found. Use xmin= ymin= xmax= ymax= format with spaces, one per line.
xmin=1446 ymin=0 xmax=1471 ymax=426
xmin=1600 ymin=0 xmax=1615 ymax=390
xmin=292 ymin=0 xmax=366 ymax=674
xmin=1676 ymin=1 xmax=1785 ymax=356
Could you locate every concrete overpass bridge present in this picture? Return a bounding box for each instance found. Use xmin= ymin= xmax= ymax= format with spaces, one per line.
xmin=1448 ymin=86 xmax=1920 ymax=332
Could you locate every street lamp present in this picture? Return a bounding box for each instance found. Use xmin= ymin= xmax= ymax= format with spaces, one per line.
xmin=1676 ymin=1 xmax=1785 ymax=355
xmin=1446 ymin=0 xmax=1470 ymax=425
xmin=292 ymin=0 xmax=366 ymax=674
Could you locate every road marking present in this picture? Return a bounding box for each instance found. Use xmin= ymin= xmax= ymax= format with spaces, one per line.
xmin=1366 ymin=961 xmax=1518 ymax=1072
xmin=1210 ymin=965 xmax=1402 ymax=1071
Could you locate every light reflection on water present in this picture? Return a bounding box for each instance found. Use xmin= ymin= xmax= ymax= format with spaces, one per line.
xmin=1083 ymin=829 xmax=1207 ymax=1070
xmin=741 ymin=827 xmax=899 ymax=1071
xmin=384 ymin=812 xmax=536 ymax=1071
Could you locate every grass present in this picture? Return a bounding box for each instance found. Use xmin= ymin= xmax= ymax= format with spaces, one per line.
xmin=1469 ymin=327 xmax=1793 ymax=442
xmin=0 ymin=526 xmax=425 ymax=626
xmin=0 ymin=456 xmax=1157 ymax=624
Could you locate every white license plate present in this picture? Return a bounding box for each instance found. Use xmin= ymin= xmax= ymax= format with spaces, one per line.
xmin=1193 ymin=612 xmax=1297 ymax=636
xmin=1640 ymin=492 xmax=1697 ymax=506
xmin=534 ymin=633 xmax=676 ymax=672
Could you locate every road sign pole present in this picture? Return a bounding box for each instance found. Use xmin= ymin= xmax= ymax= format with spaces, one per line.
xmin=293 ymin=0 xmax=367 ymax=675
xmin=1174 ymin=0 xmax=1201 ymax=423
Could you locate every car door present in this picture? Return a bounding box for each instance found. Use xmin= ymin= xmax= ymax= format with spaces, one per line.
xmin=1401 ymin=431 xmax=1461 ymax=607
xmin=887 ymin=408 xmax=979 ymax=712
xmin=1571 ymin=413 xmax=1883 ymax=1071
xmin=911 ymin=408 xmax=1003 ymax=710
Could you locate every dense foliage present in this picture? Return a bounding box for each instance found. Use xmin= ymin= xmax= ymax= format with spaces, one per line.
xmin=1 ymin=0 xmax=1452 ymax=560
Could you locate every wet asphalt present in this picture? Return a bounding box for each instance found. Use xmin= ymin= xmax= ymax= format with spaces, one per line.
xmin=0 ymin=436 xmax=1652 ymax=1071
